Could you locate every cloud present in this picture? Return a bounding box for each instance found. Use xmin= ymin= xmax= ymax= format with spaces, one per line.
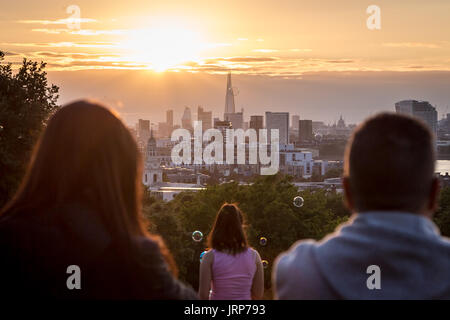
xmin=32 ymin=51 xmax=120 ymax=59
xmin=382 ymin=42 xmax=441 ymax=49
xmin=290 ymin=48 xmax=313 ymax=52
xmin=17 ymin=18 xmax=97 ymax=25
xmin=205 ymin=57 xmax=278 ymax=63
xmin=252 ymin=49 xmax=279 ymax=53
xmin=2 ymin=51 xmax=20 ymax=56
xmin=326 ymin=59 xmax=354 ymax=64
xmin=31 ymin=28 xmax=126 ymax=36
xmin=1 ymin=42 xmax=119 ymax=48
xmin=4 ymin=47 xmax=450 ymax=77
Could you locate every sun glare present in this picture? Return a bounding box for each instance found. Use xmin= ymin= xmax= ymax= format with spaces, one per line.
xmin=122 ymin=25 xmax=203 ymax=72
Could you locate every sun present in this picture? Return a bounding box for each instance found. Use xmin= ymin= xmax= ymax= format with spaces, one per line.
xmin=122 ymin=25 xmax=203 ymax=72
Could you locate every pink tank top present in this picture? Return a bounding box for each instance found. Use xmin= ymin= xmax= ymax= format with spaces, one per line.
xmin=210 ymin=248 xmax=257 ymax=300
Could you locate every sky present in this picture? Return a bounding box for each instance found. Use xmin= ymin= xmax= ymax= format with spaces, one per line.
xmin=1 ymin=0 xmax=450 ymax=126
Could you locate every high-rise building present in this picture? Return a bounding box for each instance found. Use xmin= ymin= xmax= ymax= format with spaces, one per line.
xmin=166 ymin=109 xmax=173 ymax=128
xmin=299 ymin=119 xmax=313 ymax=142
xmin=137 ymin=119 xmax=150 ymax=140
xmin=197 ymin=106 xmax=212 ymax=131
xmin=292 ymin=115 xmax=300 ymax=130
xmin=224 ymin=72 xmax=236 ymax=118
xmin=214 ymin=119 xmax=233 ymax=144
xmin=265 ymin=112 xmax=289 ymax=144
xmin=181 ymin=106 xmax=192 ymax=131
xmin=157 ymin=109 xmax=174 ymax=138
xmin=226 ymin=110 xmax=244 ymax=129
xmin=250 ymin=115 xmax=264 ymax=131
xmin=223 ymin=72 xmax=243 ymax=129
xmin=395 ymin=100 xmax=438 ymax=134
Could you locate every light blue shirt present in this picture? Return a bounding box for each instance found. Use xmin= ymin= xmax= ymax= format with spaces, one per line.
xmin=274 ymin=211 xmax=450 ymax=299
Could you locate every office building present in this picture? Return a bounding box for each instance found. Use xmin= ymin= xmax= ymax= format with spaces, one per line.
xmin=395 ymin=100 xmax=438 ymax=134
xmin=181 ymin=106 xmax=193 ymax=131
xmin=265 ymin=112 xmax=289 ymax=144
xmin=197 ymin=106 xmax=212 ymax=131
xmin=299 ymin=119 xmax=313 ymax=142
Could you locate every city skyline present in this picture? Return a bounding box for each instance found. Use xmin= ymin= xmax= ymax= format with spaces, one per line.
xmin=1 ymin=0 xmax=450 ymax=125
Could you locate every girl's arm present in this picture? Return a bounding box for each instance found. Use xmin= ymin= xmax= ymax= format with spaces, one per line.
xmin=198 ymin=250 xmax=214 ymax=300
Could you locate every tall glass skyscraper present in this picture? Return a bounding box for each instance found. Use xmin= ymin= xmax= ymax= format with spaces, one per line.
xmin=395 ymin=100 xmax=438 ymax=135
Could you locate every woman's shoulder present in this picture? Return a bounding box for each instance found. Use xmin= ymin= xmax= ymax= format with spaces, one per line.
xmin=202 ymin=249 xmax=215 ymax=261
xmin=135 ymin=236 xmax=165 ymax=256
xmin=246 ymin=247 xmax=261 ymax=260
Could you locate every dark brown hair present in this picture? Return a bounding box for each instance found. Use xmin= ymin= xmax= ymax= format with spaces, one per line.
xmin=207 ymin=203 xmax=248 ymax=255
xmin=344 ymin=112 xmax=435 ymax=213
xmin=0 ymin=100 xmax=177 ymax=275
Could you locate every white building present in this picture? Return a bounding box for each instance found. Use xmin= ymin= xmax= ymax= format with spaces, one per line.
xmin=279 ymin=144 xmax=314 ymax=177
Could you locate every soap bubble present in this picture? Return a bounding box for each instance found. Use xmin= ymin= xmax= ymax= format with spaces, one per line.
xmin=200 ymin=251 xmax=207 ymax=262
xmin=262 ymin=260 xmax=269 ymax=269
xmin=259 ymin=237 xmax=267 ymax=246
xmin=192 ymin=230 xmax=203 ymax=242
xmin=293 ymin=196 xmax=304 ymax=208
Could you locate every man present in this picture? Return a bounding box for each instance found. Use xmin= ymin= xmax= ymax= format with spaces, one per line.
xmin=273 ymin=113 xmax=450 ymax=299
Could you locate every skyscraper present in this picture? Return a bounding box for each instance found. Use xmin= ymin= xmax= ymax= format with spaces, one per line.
xmin=137 ymin=119 xmax=150 ymax=140
xmin=181 ymin=106 xmax=192 ymax=131
xmin=226 ymin=109 xmax=244 ymax=129
xmin=250 ymin=115 xmax=264 ymax=131
xmin=197 ymin=106 xmax=212 ymax=131
xmin=157 ymin=109 xmax=174 ymax=137
xmin=224 ymin=72 xmax=235 ymax=117
xmin=166 ymin=109 xmax=173 ymax=128
xmin=292 ymin=115 xmax=300 ymax=130
xmin=265 ymin=112 xmax=289 ymax=144
xmin=395 ymin=100 xmax=438 ymax=134
xmin=299 ymin=119 xmax=313 ymax=142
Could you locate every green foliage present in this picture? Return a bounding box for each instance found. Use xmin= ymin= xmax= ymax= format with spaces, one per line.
xmin=143 ymin=174 xmax=350 ymax=289
xmin=0 ymin=51 xmax=59 ymax=207
xmin=434 ymin=187 xmax=450 ymax=237
xmin=324 ymin=167 xmax=343 ymax=179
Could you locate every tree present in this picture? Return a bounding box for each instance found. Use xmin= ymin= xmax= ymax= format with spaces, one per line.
xmin=143 ymin=173 xmax=349 ymax=290
xmin=0 ymin=51 xmax=60 ymax=207
xmin=324 ymin=167 xmax=343 ymax=179
xmin=434 ymin=187 xmax=450 ymax=237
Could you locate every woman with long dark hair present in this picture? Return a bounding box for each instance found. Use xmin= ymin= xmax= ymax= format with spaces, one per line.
xmin=0 ymin=100 xmax=197 ymax=299
xmin=198 ymin=203 xmax=264 ymax=300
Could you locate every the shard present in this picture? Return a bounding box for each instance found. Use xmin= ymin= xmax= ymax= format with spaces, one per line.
xmin=224 ymin=72 xmax=235 ymax=117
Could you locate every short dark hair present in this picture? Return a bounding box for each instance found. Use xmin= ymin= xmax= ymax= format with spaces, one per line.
xmin=207 ymin=203 xmax=248 ymax=255
xmin=344 ymin=112 xmax=436 ymax=213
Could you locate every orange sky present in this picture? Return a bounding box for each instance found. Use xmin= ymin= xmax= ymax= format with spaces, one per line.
xmin=1 ymin=0 xmax=450 ymax=124
xmin=2 ymin=0 xmax=450 ymax=75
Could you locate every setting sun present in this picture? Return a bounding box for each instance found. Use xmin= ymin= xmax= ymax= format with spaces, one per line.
xmin=122 ymin=25 xmax=203 ymax=72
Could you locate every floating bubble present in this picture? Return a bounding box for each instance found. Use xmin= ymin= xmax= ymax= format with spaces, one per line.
xmin=200 ymin=251 xmax=207 ymax=262
xmin=293 ymin=196 xmax=304 ymax=208
xmin=259 ymin=237 xmax=267 ymax=246
xmin=262 ymin=260 xmax=269 ymax=269
xmin=192 ymin=230 xmax=203 ymax=242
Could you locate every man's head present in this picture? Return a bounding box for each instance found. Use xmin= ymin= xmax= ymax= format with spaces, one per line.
xmin=343 ymin=112 xmax=439 ymax=216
